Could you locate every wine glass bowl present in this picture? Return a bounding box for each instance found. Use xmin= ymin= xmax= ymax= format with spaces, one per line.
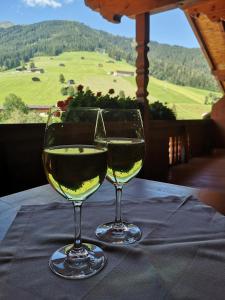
xmin=43 ymin=107 xmax=108 ymax=279
xmin=95 ymin=109 xmax=145 ymax=244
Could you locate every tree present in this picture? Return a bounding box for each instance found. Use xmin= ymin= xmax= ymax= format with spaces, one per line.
xmin=3 ymin=94 xmax=28 ymax=116
xmin=119 ymin=90 xmax=125 ymax=98
xmin=172 ymin=104 xmax=177 ymax=117
xmin=20 ymin=60 xmax=26 ymax=69
xmin=30 ymin=61 xmax=35 ymax=69
xmin=59 ymin=74 xmax=65 ymax=84
xmin=67 ymin=86 xmax=75 ymax=96
xmin=61 ymin=87 xmax=68 ymax=96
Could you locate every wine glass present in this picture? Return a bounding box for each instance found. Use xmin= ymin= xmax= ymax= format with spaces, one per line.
xmin=43 ymin=107 xmax=108 ymax=279
xmin=95 ymin=109 xmax=145 ymax=244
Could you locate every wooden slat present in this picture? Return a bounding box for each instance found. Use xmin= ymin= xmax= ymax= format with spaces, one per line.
xmin=212 ymin=69 xmax=225 ymax=81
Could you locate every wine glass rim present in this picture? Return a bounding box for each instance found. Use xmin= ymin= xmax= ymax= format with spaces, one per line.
xmin=101 ymin=108 xmax=141 ymax=112
xmin=49 ymin=106 xmax=101 ymax=112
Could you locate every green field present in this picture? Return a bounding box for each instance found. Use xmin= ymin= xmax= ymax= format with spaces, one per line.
xmin=0 ymin=51 xmax=221 ymax=119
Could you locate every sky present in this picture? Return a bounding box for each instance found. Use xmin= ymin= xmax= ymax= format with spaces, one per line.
xmin=0 ymin=0 xmax=199 ymax=48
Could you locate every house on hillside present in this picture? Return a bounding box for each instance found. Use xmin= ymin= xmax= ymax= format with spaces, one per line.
xmin=16 ymin=66 xmax=27 ymax=72
xmin=30 ymin=68 xmax=45 ymax=74
xmin=28 ymin=105 xmax=50 ymax=113
xmin=0 ymin=105 xmax=50 ymax=113
xmin=113 ymin=70 xmax=135 ymax=77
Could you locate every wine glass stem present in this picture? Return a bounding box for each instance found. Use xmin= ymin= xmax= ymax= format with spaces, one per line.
xmin=115 ymin=185 xmax=123 ymax=224
xmin=73 ymin=202 xmax=82 ymax=249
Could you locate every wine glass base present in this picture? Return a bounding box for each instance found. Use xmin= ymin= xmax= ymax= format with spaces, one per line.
xmin=49 ymin=243 xmax=107 ymax=279
xmin=96 ymin=221 xmax=142 ymax=244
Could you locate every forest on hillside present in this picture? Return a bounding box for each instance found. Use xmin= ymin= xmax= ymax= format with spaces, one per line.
xmin=0 ymin=20 xmax=218 ymax=91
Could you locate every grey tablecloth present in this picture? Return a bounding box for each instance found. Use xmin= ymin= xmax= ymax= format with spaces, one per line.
xmin=0 ymin=195 xmax=225 ymax=300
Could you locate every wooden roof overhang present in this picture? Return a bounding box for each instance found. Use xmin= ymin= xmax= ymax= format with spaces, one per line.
xmin=84 ymin=0 xmax=200 ymax=22
xmin=184 ymin=0 xmax=225 ymax=93
xmin=85 ymin=0 xmax=225 ymax=94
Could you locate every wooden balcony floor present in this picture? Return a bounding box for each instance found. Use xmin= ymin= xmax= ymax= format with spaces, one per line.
xmin=168 ymin=151 xmax=225 ymax=192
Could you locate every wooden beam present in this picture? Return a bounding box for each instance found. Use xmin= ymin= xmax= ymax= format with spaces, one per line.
xmin=220 ymin=20 xmax=225 ymax=32
xmin=184 ymin=0 xmax=225 ymax=22
xmin=212 ymin=69 xmax=225 ymax=81
xmin=125 ymin=0 xmax=197 ymax=16
xmin=85 ymin=0 xmax=200 ymax=22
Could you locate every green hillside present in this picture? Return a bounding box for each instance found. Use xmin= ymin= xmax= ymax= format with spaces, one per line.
xmin=0 ymin=20 xmax=218 ymax=91
xmin=0 ymin=51 xmax=221 ymax=119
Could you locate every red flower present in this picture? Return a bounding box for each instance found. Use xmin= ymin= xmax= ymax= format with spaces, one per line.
xmin=57 ymin=99 xmax=70 ymax=111
xmin=53 ymin=111 xmax=61 ymax=117
xmin=108 ymin=88 xmax=115 ymax=95
xmin=77 ymin=84 xmax=84 ymax=92
xmin=67 ymin=96 xmax=73 ymax=101
xmin=64 ymin=99 xmax=70 ymax=106
xmin=57 ymin=100 xmax=64 ymax=108
xmin=96 ymin=92 xmax=102 ymax=97
xmin=60 ymin=104 xmax=67 ymax=112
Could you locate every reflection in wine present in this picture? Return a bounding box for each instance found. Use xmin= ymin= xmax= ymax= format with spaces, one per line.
xmin=106 ymin=138 xmax=145 ymax=185
xmin=43 ymin=145 xmax=107 ymax=201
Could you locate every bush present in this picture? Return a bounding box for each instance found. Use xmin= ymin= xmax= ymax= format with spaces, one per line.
xmin=149 ymin=101 xmax=176 ymax=120
xmin=32 ymin=77 xmax=40 ymax=82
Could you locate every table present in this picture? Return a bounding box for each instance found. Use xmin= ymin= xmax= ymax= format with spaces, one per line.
xmin=1 ymin=178 xmax=225 ymax=241
xmin=0 ymin=178 xmax=225 ymax=300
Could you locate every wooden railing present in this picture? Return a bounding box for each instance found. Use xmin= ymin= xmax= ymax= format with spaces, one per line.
xmin=0 ymin=123 xmax=46 ymax=196
xmin=0 ymin=119 xmax=212 ymax=196
xmin=140 ymin=119 xmax=212 ymax=181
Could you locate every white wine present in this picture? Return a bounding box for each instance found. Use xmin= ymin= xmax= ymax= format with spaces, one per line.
xmin=43 ymin=145 xmax=107 ymax=202
xmin=106 ymin=138 xmax=145 ymax=185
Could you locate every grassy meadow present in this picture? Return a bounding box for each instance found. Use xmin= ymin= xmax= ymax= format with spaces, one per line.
xmin=0 ymin=51 xmax=221 ymax=119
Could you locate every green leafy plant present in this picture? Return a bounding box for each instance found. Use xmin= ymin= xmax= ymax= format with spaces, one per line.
xmin=56 ymin=85 xmax=176 ymax=120
xmin=149 ymin=101 xmax=176 ymax=120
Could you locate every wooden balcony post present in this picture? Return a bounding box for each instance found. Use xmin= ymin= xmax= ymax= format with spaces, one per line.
xmin=136 ymin=13 xmax=150 ymax=109
xmin=135 ymin=13 xmax=151 ymax=178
